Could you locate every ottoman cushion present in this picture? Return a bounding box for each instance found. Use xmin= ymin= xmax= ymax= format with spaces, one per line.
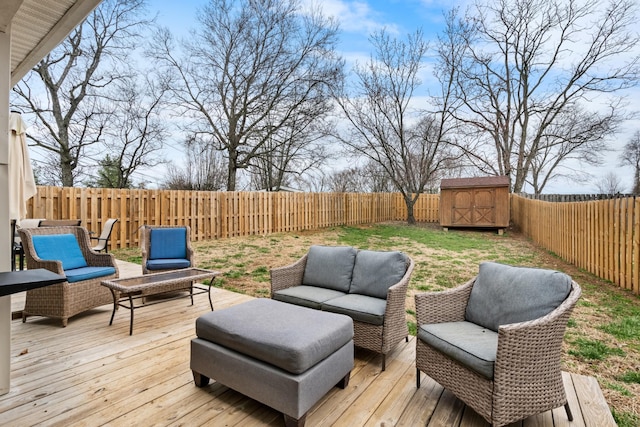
xmin=196 ymin=299 xmax=353 ymax=374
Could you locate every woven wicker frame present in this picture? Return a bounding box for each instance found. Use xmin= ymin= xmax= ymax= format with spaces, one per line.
xmin=415 ymin=277 xmax=582 ymax=427
xmin=270 ymin=250 xmax=414 ymax=369
xmin=18 ymin=226 xmax=120 ymax=327
xmin=140 ymin=225 xmax=194 ymax=275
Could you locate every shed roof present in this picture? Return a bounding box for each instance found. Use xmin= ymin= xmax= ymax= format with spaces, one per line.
xmin=440 ymin=176 xmax=510 ymax=189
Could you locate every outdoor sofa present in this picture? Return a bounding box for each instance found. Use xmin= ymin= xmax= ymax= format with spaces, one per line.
xmin=270 ymin=245 xmax=414 ymax=370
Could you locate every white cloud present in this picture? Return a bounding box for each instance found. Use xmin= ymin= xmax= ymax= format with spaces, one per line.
xmin=300 ymin=0 xmax=400 ymax=35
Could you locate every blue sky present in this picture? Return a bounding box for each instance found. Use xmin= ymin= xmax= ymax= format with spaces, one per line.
xmin=150 ymin=0 xmax=456 ymax=62
xmin=144 ymin=0 xmax=636 ymax=193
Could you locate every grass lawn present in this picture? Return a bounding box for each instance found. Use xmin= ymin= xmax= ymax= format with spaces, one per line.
xmin=113 ymin=221 xmax=640 ymax=426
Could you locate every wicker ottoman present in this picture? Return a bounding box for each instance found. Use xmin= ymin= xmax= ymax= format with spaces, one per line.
xmin=190 ymin=299 xmax=354 ymax=427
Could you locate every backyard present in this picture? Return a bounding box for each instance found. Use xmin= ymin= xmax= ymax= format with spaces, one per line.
xmin=113 ymin=221 xmax=640 ymax=426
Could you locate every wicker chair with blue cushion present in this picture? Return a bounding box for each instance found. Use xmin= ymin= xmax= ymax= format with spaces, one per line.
xmin=18 ymin=226 xmax=119 ymax=326
xmin=141 ymin=225 xmax=194 ymax=275
xmin=415 ymin=262 xmax=581 ymax=427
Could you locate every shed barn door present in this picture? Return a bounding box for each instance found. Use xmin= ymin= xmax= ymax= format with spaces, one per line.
xmin=451 ymin=188 xmax=496 ymax=226
xmin=473 ymin=189 xmax=496 ymax=226
xmin=451 ymin=190 xmax=473 ymax=225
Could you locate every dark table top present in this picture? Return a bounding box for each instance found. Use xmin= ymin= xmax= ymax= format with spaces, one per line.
xmin=0 ymin=269 xmax=66 ymax=297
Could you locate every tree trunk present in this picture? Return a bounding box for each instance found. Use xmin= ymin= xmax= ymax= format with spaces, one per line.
xmin=404 ymin=195 xmax=416 ymax=225
xmin=60 ymin=151 xmax=74 ymax=187
xmin=227 ymin=164 xmax=236 ymax=191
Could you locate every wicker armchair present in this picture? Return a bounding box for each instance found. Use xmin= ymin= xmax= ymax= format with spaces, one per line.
xmin=141 ymin=225 xmax=194 ymax=275
xmin=271 ymin=248 xmax=414 ymax=371
xmin=415 ymin=262 xmax=581 ymax=427
xmin=18 ymin=226 xmax=119 ymax=327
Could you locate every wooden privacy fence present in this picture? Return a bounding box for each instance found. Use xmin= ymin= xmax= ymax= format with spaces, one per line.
xmin=26 ymin=187 xmax=440 ymax=249
xmin=511 ymin=194 xmax=640 ymax=295
xmin=24 ymin=187 xmax=640 ymax=294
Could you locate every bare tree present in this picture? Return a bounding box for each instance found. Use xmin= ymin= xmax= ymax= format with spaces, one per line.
xmin=438 ymin=0 xmax=639 ymax=194
xmin=332 ymin=29 xmax=454 ymax=224
xmin=596 ymin=172 xmax=625 ymax=194
xmin=326 ymin=161 xmax=395 ymax=193
xmin=163 ymin=137 xmax=227 ymax=191
xmin=88 ymin=75 xmax=168 ymax=188
xmin=11 ymin=0 xmax=152 ymax=186
xmin=149 ymin=0 xmax=343 ymax=191
xmin=360 ymin=161 xmax=396 ymax=193
xmin=248 ymin=115 xmax=331 ymax=191
xmin=329 ymin=167 xmax=366 ymax=193
xmin=620 ymin=130 xmax=640 ymax=194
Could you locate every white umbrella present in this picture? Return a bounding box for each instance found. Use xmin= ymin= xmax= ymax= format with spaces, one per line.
xmin=8 ymin=111 xmax=37 ymax=221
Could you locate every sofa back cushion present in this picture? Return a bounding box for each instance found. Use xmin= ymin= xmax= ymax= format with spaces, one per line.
xmin=349 ymin=250 xmax=407 ymax=299
xmin=302 ymin=245 xmax=357 ymax=292
xmin=465 ymin=262 xmax=572 ymax=332
xmin=149 ymin=227 xmax=187 ymax=260
xmin=32 ymin=233 xmax=88 ymax=270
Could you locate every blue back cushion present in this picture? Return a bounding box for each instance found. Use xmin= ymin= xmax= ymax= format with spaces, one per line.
xmin=149 ymin=227 xmax=187 ymax=260
xmin=32 ymin=234 xmax=88 ymax=270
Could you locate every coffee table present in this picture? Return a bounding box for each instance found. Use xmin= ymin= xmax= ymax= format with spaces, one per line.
xmin=101 ymin=268 xmax=220 ymax=335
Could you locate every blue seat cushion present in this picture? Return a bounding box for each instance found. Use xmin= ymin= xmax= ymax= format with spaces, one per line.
xmin=32 ymin=234 xmax=88 ymax=270
xmin=149 ymin=228 xmax=187 ymax=260
xmin=272 ymin=286 xmax=347 ymax=309
xmin=465 ymin=262 xmax=572 ymax=332
xmin=349 ymin=250 xmax=407 ymax=299
xmin=302 ymin=245 xmax=357 ymax=292
xmin=321 ymin=294 xmax=387 ymax=326
xmin=419 ymin=321 xmax=498 ymax=379
xmin=65 ymin=266 xmax=116 ymax=283
xmin=146 ymin=258 xmax=191 ymax=270
xmin=196 ymin=299 xmax=353 ymax=374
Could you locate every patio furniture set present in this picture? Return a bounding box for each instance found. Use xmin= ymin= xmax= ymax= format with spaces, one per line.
xmin=14 ymin=222 xmax=582 ymax=427
xmin=17 ymin=223 xmax=211 ymax=329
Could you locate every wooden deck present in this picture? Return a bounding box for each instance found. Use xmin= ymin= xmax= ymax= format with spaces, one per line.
xmin=2 ymin=262 xmax=616 ymax=426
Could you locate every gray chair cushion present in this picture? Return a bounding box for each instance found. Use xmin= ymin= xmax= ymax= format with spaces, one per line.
xmin=272 ymin=285 xmax=347 ymax=309
xmin=302 ymin=245 xmax=357 ymax=292
xmin=418 ymin=321 xmax=498 ymax=379
xmin=195 ymin=299 xmax=353 ymax=374
xmin=321 ymin=294 xmax=387 ymax=326
xmin=349 ymin=250 xmax=407 ymax=299
xmin=465 ymin=262 xmax=572 ymax=332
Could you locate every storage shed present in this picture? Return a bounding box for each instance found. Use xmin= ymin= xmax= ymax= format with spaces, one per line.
xmin=439 ymin=176 xmax=510 ymax=234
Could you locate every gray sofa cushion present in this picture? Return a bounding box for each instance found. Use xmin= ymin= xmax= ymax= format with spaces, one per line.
xmin=302 ymin=245 xmax=357 ymax=292
xmin=418 ymin=321 xmax=498 ymax=379
xmin=272 ymin=285 xmax=347 ymax=310
xmin=196 ymin=299 xmax=353 ymax=374
xmin=349 ymin=250 xmax=407 ymax=299
xmin=465 ymin=262 xmax=572 ymax=332
xmin=321 ymin=294 xmax=387 ymax=326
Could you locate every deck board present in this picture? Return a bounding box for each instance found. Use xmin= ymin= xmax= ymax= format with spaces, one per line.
xmin=2 ymin=262 xmax=616 ymax=426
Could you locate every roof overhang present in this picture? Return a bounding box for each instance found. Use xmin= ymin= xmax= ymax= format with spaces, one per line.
xmin=3 ymin=0 xmax=103 ymax=87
